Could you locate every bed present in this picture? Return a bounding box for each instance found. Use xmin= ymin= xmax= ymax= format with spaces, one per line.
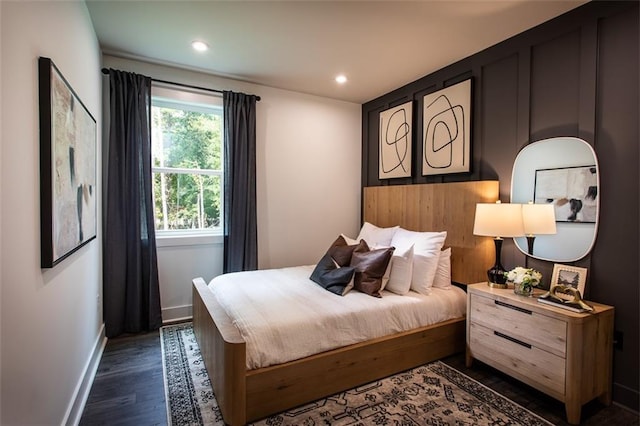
xmin=192 ymin=180 xmax=499 ymax=425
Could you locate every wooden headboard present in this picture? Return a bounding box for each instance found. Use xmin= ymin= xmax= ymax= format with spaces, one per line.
xmin=363 ymin=180 xmax=499 ymax=285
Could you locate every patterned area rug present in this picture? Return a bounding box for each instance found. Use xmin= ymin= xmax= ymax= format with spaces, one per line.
xmin=161 ymin=323 xmax=552 ymax=426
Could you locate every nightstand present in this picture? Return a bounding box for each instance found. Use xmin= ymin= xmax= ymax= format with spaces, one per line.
xmin=465 ymin=283 xmax=614 ymax=425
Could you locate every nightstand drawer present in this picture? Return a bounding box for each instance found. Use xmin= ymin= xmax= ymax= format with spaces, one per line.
xmin=470 ymin=293 xmax=567 ymax=357
xmin=469 ymin=322 xmax=566 ymax=396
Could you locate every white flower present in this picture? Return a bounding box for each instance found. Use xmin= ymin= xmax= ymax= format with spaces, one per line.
xmin=505 ymin=267 xmax=541 ymax=287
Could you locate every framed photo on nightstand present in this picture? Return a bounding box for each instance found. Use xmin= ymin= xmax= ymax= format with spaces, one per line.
xmin=550 ymin=264 xmax=587 ymax=299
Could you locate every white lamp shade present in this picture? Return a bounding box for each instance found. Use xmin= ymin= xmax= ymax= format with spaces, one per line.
xmin=473 ymin=202 xmax=524 ymax=237
xmin=522 ymin=203 xmax=556 ymax=235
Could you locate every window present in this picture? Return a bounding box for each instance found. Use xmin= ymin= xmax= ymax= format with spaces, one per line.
xmin=151 ymin=85 xmax=223 ymax=236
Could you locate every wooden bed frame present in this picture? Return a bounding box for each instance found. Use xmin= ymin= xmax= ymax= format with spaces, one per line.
xmin=192 ymin=180 xmax=499 ymax=425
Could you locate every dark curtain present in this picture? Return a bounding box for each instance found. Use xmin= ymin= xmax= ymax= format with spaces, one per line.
xmin=223 ymin=91 xmax=258 ymax=272
xmin=103 ymin=70 xmax=162 ymax=338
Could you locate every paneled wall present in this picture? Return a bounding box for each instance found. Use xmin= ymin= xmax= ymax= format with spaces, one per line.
xmin=361 ymin=1 xmax=638 ymax=410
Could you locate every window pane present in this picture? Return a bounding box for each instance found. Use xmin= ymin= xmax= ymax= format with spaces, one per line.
xmin=153 ymin=172 xmax=222 ymax=231
xmin=152 ymin=106 xmax=222 ymax=170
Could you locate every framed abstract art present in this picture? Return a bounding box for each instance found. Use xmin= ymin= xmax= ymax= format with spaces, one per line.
xmin=39 ymin=57 xmax=97 ymax=268
xmin=422 ymin=79 xmax=472 ymax=176
xmin=379 ymin=100 xmax=413 ymax=179
xmin=534 ymin=165 xmax=598 ymax=223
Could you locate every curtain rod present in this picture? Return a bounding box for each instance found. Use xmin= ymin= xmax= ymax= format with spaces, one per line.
xmin=101 ymin=68 xmax=261 ymax=101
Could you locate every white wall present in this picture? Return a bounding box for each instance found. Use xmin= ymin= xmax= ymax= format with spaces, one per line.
xmin=156 ymin=235 xmax=224 ymax=321
xmin=0 ymin=2 xmax=103 ymax=424
xmin=256 ymin=89 xmax=362 ymax=269
xmin=103 ymin=56 xmax=362 ymax=321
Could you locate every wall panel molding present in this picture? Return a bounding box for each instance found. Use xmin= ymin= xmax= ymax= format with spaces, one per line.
xmin=516 ymin=47 xmax=531 ymax=148
xmin=578 ymin=20 xmax=598 ymax=142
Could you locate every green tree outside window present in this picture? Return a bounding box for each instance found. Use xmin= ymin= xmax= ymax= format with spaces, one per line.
xmin=151 ymin=104 xmax=223 ymax=231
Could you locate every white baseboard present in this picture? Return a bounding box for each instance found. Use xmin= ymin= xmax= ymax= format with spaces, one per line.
xmin=162 ymin=304 xmax=193 ymax=324
xmin=60 ymin=310 xmax=191 ymax=425
xmin=63 ymin=323 xmax=107 ymax=426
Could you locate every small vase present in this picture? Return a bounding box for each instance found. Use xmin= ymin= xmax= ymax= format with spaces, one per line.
xmin=513 ymin=282 xmax=533 ymax=297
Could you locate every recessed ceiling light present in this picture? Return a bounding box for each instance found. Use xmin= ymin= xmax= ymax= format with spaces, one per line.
xmin=191 ymin=40 xmax=209 ymax=52
xmin=335 ymin=75 xmax=348 ymax=84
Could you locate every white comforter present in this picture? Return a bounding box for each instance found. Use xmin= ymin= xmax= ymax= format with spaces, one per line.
xmin=208 ymin=265 xmax=466 ymax=369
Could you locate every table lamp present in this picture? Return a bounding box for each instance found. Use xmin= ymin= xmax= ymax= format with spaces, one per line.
xmin=473 ymin=202 xmax=524 ymax=288
xmin=522 ymin=202 xmax=556 ymax=255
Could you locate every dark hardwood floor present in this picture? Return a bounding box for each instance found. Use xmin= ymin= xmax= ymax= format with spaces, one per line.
xmin=80 ymin=331 xmax=167 ymax=426
xmin=80 ymin=328 xmax=638 ymax=425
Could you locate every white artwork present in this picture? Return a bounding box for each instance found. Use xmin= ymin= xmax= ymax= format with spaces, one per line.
xmin=39 ymin=57 xmax=97 ymax=267
xmin=422 ymin=79 xmax=471 ymax=176
xmin=379 ymin=101 xmax=412 ymax=179
xmin=534 ymin=165 xmax=597 ymax=223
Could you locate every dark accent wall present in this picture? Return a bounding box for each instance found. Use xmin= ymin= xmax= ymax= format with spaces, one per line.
xmin=362 ymin=1 xmax=639 ymax=411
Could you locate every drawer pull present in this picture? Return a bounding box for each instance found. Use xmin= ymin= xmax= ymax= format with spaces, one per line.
xmin=495 ymin=300 xmax=532 ymax=315
xmin=494 ymin=331 xmax=532 ymax=349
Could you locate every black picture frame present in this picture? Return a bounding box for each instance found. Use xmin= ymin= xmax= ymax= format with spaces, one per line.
xmin=39 ymin=57 xmax=97 ymax=268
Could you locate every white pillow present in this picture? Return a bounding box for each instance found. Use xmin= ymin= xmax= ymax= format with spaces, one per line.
xmin=390 ymin=228 xmax=447 ymax=254
xmin=385 ymin=245 xmax=414 ymax=295
xmin=340 ymin=233 xmax=359 ymax=246
xmin=432 ymin=248 xmax=452 ymax=289
xmin=379 ymin=253 xmax=392 ymax=292
xmin=390 ymin=228 xmax=447 ymax=294
xmin=356 ymin=222 xmax=399 ymax=247
xmin=410 ymin=252 xmax=440 ymax=295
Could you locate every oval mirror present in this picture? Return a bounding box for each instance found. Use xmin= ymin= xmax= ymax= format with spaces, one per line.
xmin=510 ymin=137 xmax=599 ymax=262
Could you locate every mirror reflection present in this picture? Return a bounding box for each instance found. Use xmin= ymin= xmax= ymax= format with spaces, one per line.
xmin=510 ymin=137 xmax=599 ymax=262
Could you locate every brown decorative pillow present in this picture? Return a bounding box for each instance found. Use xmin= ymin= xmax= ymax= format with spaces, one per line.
xmin=327 ymin=235 xmax=369 ymax=267
xmin=350 ymin=247 xmax=395 ymax=297
xmin=310 ymin=253 xmax=356 ymax=296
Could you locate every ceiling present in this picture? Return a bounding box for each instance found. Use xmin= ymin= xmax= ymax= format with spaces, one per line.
xmin=86 ymin=1 xmax=588 ymax=104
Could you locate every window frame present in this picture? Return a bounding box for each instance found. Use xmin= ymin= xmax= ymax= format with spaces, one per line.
xmin=150 ymin=84 xmax=224 ymax=242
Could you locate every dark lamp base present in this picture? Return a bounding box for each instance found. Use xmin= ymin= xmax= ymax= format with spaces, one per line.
xmin=487 ymin=238 xmax=507 ymax=288
xmin=487 ymin=264 xmax=508 ymax=288
xmin=527 ymin=235 xmax=535 ymax=255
